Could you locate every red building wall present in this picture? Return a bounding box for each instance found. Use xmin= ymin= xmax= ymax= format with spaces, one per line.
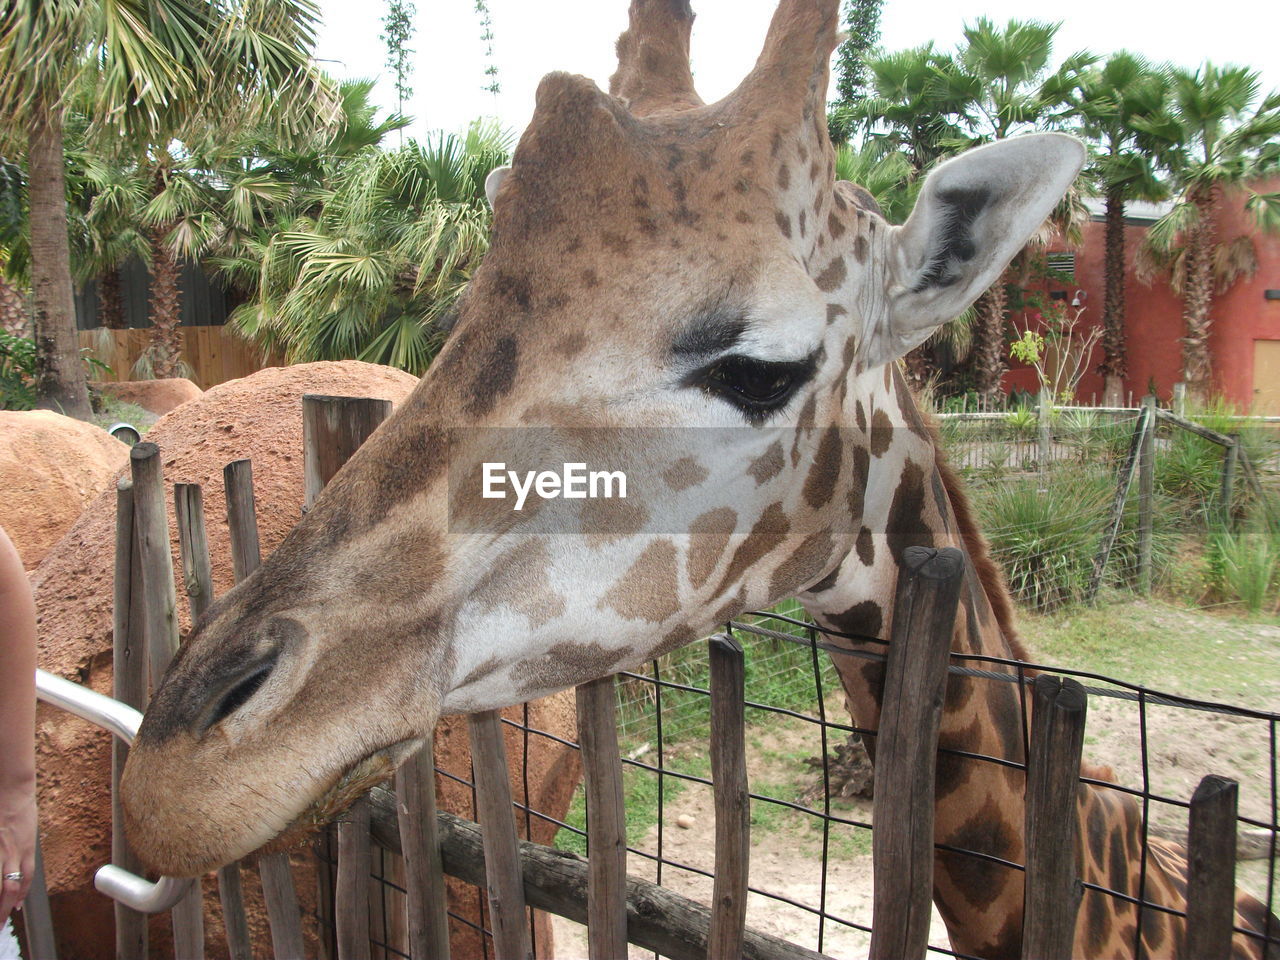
xmin=1003 ymin=179 xmax=1280 ymax=408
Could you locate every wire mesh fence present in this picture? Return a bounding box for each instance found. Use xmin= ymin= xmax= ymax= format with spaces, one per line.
xmin=338 ymin=598 xmax=1279 ymax=959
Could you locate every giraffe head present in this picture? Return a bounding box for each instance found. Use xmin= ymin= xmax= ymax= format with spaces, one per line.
xmin=121 ymin=0 xmax=1083 ymax=877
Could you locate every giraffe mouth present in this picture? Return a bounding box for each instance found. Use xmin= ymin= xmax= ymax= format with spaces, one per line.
xmin=259 ymin=737 xmax=423 ymax=856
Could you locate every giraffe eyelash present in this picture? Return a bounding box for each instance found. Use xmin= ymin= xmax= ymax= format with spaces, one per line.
xmin=687 ymin=353 xmax=817 ymax=425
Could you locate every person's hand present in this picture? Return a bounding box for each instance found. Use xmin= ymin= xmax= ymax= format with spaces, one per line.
xmin=0 ymin=780 xmax=35 ymax=923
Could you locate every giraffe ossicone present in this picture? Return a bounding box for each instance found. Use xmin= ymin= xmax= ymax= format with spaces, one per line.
xmin=121 ymin=2 xmax=1276 ymax=957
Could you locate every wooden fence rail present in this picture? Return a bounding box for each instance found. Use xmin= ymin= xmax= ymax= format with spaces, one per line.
xmin=79 ymin=326 xmax=280 ymax=391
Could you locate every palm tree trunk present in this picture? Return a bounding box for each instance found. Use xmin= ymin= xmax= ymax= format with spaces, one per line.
xmin=147 ymin=227 xmax=183 ymax=379
xmin=27 ymin=89 xmax=92 ymax=419
xmin=972 ymin=283 xmax=1009 ymax=400
xmin=0 ymin=275 xmax=29 ymax=337
xmin=1180 ymin=190 xmax=1217 ymax=403
xmin=97 ymin=268 xmax=126 ymax=330
xmin=1100 ymin=186 xmax=1127 ymax=406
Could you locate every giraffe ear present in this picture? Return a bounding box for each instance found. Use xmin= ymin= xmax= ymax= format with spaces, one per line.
xmin=863 ymin=134 xmax=1085 ymax=368
xmin=484 ymin=166 xmax=511 ymax=209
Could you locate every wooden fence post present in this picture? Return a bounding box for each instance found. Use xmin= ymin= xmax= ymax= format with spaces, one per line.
xmin=395 ymin=741 xmax=451 ymax=960
xmin=1038 ymin=388 xmax=1053 ymax=471
xmin=111 ymin=477 xmax=147 ymax=960
xmin=174 ymin=483 xmax=254 ymax=960
xmin=1220 ymin=437 xmax=1239 ymax=526
xmin=1138 ymin=395 xmax=1157 ymax=595
xmin=1185 ymin=775 xmax=1239 ymax=960
xmin=1021 ymin=675 xmax=1088 ymax=960
xmin=708 ymin=635 xmax=750 ymax=960
xmin=20 ymin=838 xmax=56 ymax=960
xmin=223 ymin=459 xmax=307 ymax=960
xmin=869 ymin=546 xmax=965 ymax=960
xmin=302 ymin=394 xmax=392 ymax=960
xmin=468 ymin=711 xmax=533 ymax=960
xmin=576 ymin=674 xmax=628 ymax=960
xmin=128 ymin=444 xmax=204 ymax=959
xmin=1086 ymin=402 xmax=1150 ymax=604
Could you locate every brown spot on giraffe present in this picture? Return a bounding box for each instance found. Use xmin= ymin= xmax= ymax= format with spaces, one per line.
xmin=599 ymin=539 xmax=680 ymax=622
xmin=776 ymin=163 xmax=791 ymax=190
xmin=465 ymin=335 xmax=520 ymax=417
xmin=471 ymin=540 xmax=567 ymax=629
xmin=768 ymin=530 xmax=835 ymax=597
xmin=869 ymin=409 xmax=894 ymax=457
xmin=797 ymin=209 xmax=807 ymax=237
xmin=747 ymin=440 xmax=784 ymax=485
xmin=514 ymin=641 xmax=624 ymax=696
xmin=815 ymin=255 xmax=846 ymax=292
xmin=710 ymin=502 xmax=789 ymax=599
xmin=827 ymin=210 xmax=845 ymax=239
xmin=825 ymin=303 xmax=846 ymax=324
xmin=802 ymin=425 xmax=843 ymax=508
xmin=775 ymin=211 xmax=792 ymax=238
xmin=855 ymin=526 xmax=874 ymax=565
xmin=687 ymin=507 xmax=736 ymax=589
xmin=662 ymin=456 xmax=709 ymax=491
xmin=853 ymin=234 xmax=868 ymax=263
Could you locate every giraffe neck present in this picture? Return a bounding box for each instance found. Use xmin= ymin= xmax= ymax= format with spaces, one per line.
xmin=798 ymin=364 xmax=1032 ymax=958
xmin=795 ymin=366 xmax=1274 ymax=959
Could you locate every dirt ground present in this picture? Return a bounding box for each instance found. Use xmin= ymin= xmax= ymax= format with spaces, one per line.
xmin=550 ymin=604 xmax=1280 ymax=958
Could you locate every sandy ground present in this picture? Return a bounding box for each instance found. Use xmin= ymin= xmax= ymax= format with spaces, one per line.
xmin=550 ymin=608 xmax=1280 ymax=958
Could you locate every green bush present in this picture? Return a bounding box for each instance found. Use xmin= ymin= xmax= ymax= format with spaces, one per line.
xmin=0 ymin=330 xmax=36 ymax=410
xmin=1206 ymin=529 xmax=1280 ymax=613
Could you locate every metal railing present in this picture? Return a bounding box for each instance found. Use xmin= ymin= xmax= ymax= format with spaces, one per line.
xmin=34 ymin=669 xmax=196 ymax=914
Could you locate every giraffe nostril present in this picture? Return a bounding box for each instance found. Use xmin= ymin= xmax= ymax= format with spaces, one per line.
xmin=202 ymin=658 xmax=276 ymax=732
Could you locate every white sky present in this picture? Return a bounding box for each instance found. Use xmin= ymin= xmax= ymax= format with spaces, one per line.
xmin=314 ymin=0 xmax=1279 ymax=144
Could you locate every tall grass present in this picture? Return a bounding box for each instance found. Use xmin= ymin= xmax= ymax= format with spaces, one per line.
xmin=1207 ymin=529 xmax=1280 ymax=613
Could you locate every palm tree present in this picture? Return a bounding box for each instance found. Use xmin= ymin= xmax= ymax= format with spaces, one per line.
xmin=0 ymin=0 xmax=333 ymax=417
xmin=942 ymin=18 xmax=1094 ymax=399
xmin=1136 ymin=64 xmax=1280 ymax=401
xmin=1069 ymin=53 xmax=1174 ymax=404
xmin=230 ymin=122 xmax=509 ymax=373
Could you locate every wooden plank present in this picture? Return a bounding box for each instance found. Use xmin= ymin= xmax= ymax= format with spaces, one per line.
xmin=302 ymin=395 xmax=392 ymax=960
xmin=301 ymin=394 xmax=393 ymax=506
xmin=20 ymin=839 xmax=57 ymax=960
xmin=111 ymin=477 xmax=147 ymax=960
xmin=868 ymin=545 xmax=965 ymax=960
xmin=173 ymin=483 xmax=214 ymax=622
xmin=395 ymin=743 xmax=451 ymax=960
xmin=1021 ymin=676 xmax=1088 ymax=960
xmin=365 ymin=798 xmax=830 ymax=960
xmin=337 ymin=799 xmax=373 ymax=960
xmin=223 ymin=460 xmax=307 ymax=960
xmin=468 ymin=710 xmax=533 ymax=960
xmin=128 ymin=443 xmax=180 ymax=684
xmin=708 ymin=636 xmax=749 ymax=960
xmin=128 ymin=443 xmax=204 ymax=959
xmin=1185 ymin=775 xmax=1239 ymax=960
xmin=174 ymin=482 xmax=253 ymax=960
xmin=575 ymin=675 xmax=628 ymax=960
xmin=1154 ymin=406 xmax=1236 ymax=447
xmin=1220 ymin=438 xmax=1239 ymax=525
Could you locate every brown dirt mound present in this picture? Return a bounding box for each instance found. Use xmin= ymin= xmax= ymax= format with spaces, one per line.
xmin=91 ymin=377 xmax=204 ymax=415
xmin=0 ymin=410 xmax=128 ymax=570
xmin=31 ymin=361 xmax=581 ymax=959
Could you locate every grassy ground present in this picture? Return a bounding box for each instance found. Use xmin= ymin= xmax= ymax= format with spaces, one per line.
xmin=90 ymin=396 xmax=159 ymax=437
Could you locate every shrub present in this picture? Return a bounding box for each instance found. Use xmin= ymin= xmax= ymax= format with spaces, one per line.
xmin=1206 ymin=529 xmax=1280 ymax=613
xmin=0 ymin=330 xmax=35 ymax=410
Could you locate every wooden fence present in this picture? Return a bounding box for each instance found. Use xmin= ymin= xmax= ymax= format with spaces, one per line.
xmin=78 ymin=326 xmax=279 ymax=390
xmin=23 ymin=393 xmax=1275 ymax=960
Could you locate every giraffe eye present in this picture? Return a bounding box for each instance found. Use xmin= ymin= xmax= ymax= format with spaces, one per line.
xmin=695 ymin=354 xmax=815 ymax=423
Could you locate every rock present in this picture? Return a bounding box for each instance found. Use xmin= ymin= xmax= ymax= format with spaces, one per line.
xmin=32 ymin=361 xmax=581 ymax=959
xmin=676 ymin=814 xmax=695 ymax=829
xmin=0 ymin=410 xmax=128 ymax=570
xmin=91 ymin=377 xmax=204 ymax=416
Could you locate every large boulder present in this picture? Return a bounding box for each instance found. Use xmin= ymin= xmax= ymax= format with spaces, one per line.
xmin=91 ymin=377 xmax=204 ymax=416
xmin=32 ymin=361 xmax=581 ymax=959
xmin=0 ymin=410 xmax=128 ymax=570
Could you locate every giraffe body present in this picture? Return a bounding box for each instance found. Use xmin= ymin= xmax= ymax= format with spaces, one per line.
xmin=120 ymin=2 xmax=1276 ymax=956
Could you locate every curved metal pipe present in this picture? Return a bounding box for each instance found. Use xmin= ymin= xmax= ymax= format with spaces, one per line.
xmin=35 ymin=669 xmax=198 ymax=913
